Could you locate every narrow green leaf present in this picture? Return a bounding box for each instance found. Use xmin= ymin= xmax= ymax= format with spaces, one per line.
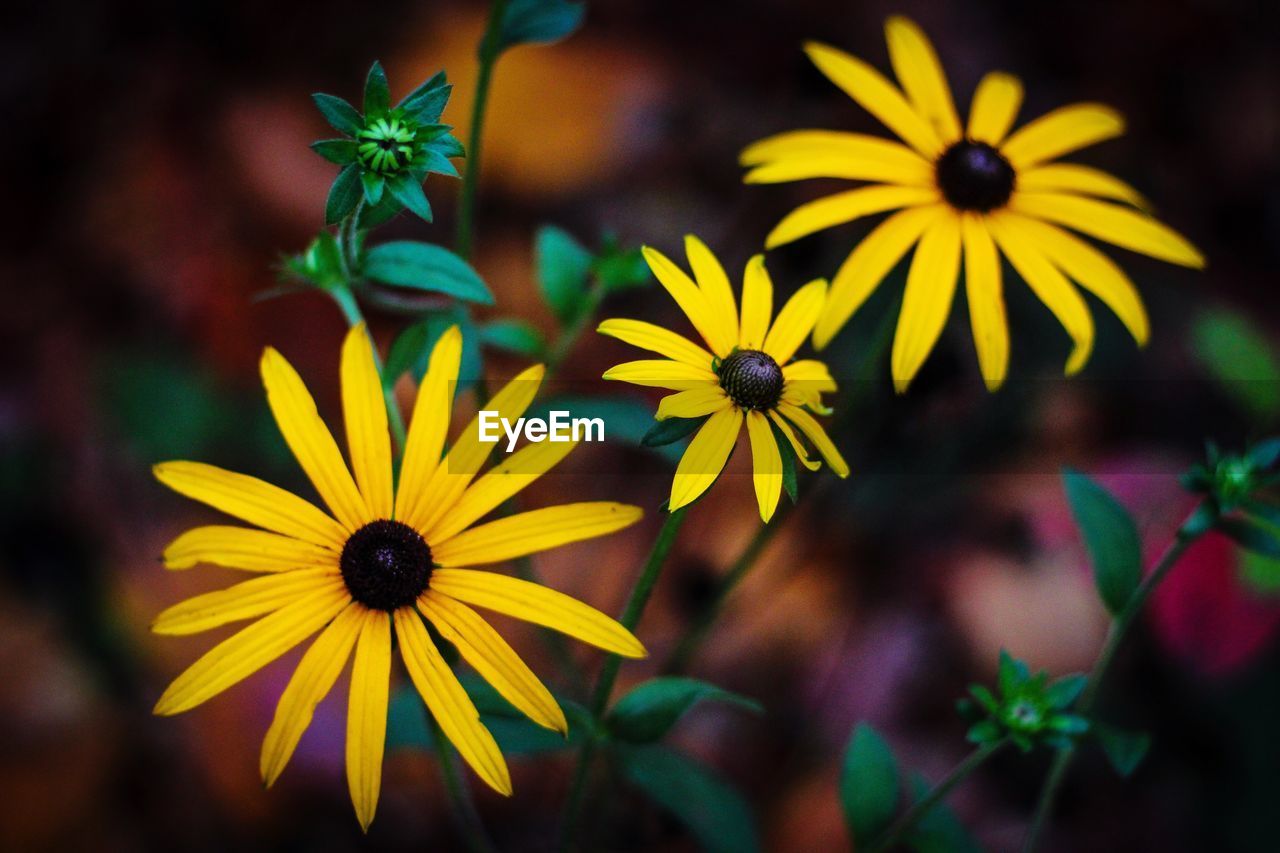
xmin=363 ymin=241 xmax=493 ymax=304
xmin=363 ymin=60 xmax=390 ymax=115
xmin=478 ymin=319 xmax=547 ymax=359
xmin=1220 ymin=516 xmax=1280 ymax=559
xmin=997 ymin=649 xmax=1025 ymax=696
xmin=310 ymin=138 xmax=357 ymax=164
xmin=1063 ymin=469 xmax=1142 ymax=615
xmin=497 ymin=0 xmax=586 ymax=52
xmin=427 ymin=132 xmax=466 ymax=159
xmin=312 ymin=93 xmax=363 ymax=135
xmin=360 ymin=171 xmax=385 ymax=205
xmin=606 ymin=677 xmax=762 ymax=744
xmin=387 ymin=173 xmax=433 ymax=222
xmin=401 ymin=82 xmax=452 ymax=124
xmin=840 ymin=723 xmax=899 ymax=844
xmin=966 ymin=721 xmax=1002 ymax=744
xmin=417 ymin=148 xmax=461 ymax=178
xmin=396 ymin=70 xmax=447 ymax=111
xmin=324 ymin=164 xmax=362 ymax=224
xmin=535 ymin=225 xmax=593 ymax=325
xmin=642 ymin=415 xmax=708 ymax=448
xmin=769 ymin=419 xmax=799 ymax=503
xmin=1095 ymin=724 xmax=1151 ymax=777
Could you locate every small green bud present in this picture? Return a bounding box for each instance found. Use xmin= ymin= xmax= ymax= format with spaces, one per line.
xmin=958 ymin=652 xmax=1091 ymax=753
xmin=356 ymin=115 xmax=420 ymax=175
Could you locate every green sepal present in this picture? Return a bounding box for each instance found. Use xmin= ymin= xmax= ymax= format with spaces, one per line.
xmin=312 ymin=93 xmax=363 ymax=135
xmin=400 ymin=79 xmax=452 ymax=124
xmin=361 ymin=171 xmax=385 ymax=205
xmin=324 ymin=164 xmax=363 ymax=224
xmin=310 ymin=138 xmax=358 ymax=164
xmin=386 ymin=173 xmax=432 ymax=222
xmin=428 ymin=132 xmax=466 ymax=159
xmin=1044 ymin=674 xmax=1087 ymax=710
xmin=357 ymin=191 xmax=404 ymax=229
xmin=966 ymin=720 xmax=1002 ymax=744
xmin=417 ymin=148 xmax=460 ymax=178
xmin=1094 ymin=724 xmax=1151 ymax=777
xmin=363 ymin=60 xmax=390 ymax=115
xmin=642 ymin=415 xmax=708 ymax=448
xmin=397 ymin=70 xmax=447 ymax=111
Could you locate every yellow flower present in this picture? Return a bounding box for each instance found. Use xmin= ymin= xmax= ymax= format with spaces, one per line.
xmin=742 ymin=15 xmax=1205 ymax=392
xmin=152 ymin=324 xmax=644 ymax=830
xmin=599 ymin=236 xmax=849 ymax=522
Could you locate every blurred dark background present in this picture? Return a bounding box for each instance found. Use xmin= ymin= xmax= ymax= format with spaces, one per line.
xmin=2 ymin=0 xmax=1279 ymax=850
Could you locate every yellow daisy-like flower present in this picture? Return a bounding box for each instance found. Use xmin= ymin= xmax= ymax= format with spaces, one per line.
xmin=743 ymin=15 xmax=1205 ymax=391
xmin=152 ymin=324 xmax=645 ymax=830
xmin=599 ymin=236 xmax=849 ymax=522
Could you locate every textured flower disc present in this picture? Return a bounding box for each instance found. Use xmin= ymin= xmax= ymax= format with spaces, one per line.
xmin=718 ymin=349 xmax=785 ymax=410
xmin=935 ymin=141 xmax=1016 ymax=212
xmin=340 ymin=520 xmax=433 ymax=611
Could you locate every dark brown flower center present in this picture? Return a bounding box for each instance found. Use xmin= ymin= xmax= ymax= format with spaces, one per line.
xmin=340 ymin=520 xmax=433 ymax=611
xmin=936 ymin=140 xmax=1016 ymax=212
xmin=717 ymin=349 xmax=784 ymax=410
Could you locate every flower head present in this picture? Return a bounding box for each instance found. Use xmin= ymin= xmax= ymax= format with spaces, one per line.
xmin=742 ymin=16 xmax=1205 ymax=392
xmin=958 ymin=652 xmax=1089 ymax=752
xmin=152 ymin=325 xmax=645 ymax=830
xmin=599 ymin=236 xmax=849 ymax=522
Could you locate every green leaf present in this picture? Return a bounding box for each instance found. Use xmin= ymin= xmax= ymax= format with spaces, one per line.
xmin=360 ymin=171 xmax=385 ymax=205
xmin=1095 ymin=724 xmax=1151 ymax=778
xmin=840 ymin=723 xmax=899 ymax=844
xmin=383 ymin=322 xmax=433 ymax=390
xmin=642 ymin=415 xmax=708 ymax=448
xmin=997 ymin=649 xmax=1028 ymax=696
xmin=363 ymin=60 xmax=390 ymax=115
xmin=363 ymin=241 xmax=493 ymax=304
xmin=387 ymin=173 xmax=433 ymax=222
xmin=527 ymin=396 xmax=683 ymax=463
xmin=618 ymin=744 xmax=759 ymax=853
xmin=324 ymin=164 xmax=363 ymax=224
xmin=1220 ymin=517 xmax=1280 ymax=559
xmin=1248 ymin=438 xmax=1280 ymax=471
xmin=1047 ymin=714 xmax=1090 ymax=735
xmin=593 ymin=245 xmax=651 ymax=293
xmin=356 ymin=191 xmax=404 ymax=229
xmin=310 ymin=138 xmax=357 ymax=164
xmin=1238 ymin=548 xmax=1280 ymax=595
xmin=312 ymin=93 xmax=363 ymax=136
xmin=535 ymin=225 xmax=593 ymax=325
xmin=606 ymin=677 xmax=762 ymax=744
xmin=966 ymin=720 xmax=1002 ymax=744
xmin=769 ymin=419 xmax=799 ymax=503
xmin=400 ymin=83 xmax=452 ymax=125
xmin=1045 ymin=674 xmax=1087 ymax=710
xmin=427 ymin=132 xmax=466 ymax=159
xmin=417 ymin=148 xmax=461 ymax=178
xmin=1191 ymin=309 xmax=1280 ymax=421
xmin=383 ymin=309 xmax=484 ymax=393
xmin=397 ymin=70 xmax=447 ymax=112
xmin=1063 ymin=469 xmax=1142 ymax=615
xmin=479 ymin=319 xmax=547 ymax=359
xmin=498 ymin=0 xmax=586 ymax=52
xmin=904 ymin=774 xmax=982 ymax=853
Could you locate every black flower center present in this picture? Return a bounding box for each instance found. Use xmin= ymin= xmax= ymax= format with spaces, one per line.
xmin=935 ymin=140 xmax=1016 ymax=212
xmin=340 ymin=520 xmax=433 ymax=611
xmin=717 ymin=349 xmax=784 ymax=410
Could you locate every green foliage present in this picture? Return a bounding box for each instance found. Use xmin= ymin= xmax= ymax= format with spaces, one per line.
xmin=363 ymin=60 xmax=390 ymax=115
xmin=769 ymin=419 xmax=799 ymax=503
xmin=642 ymin=415 xmax=708 ymax=448
xmin=498 ymin=0 xmax=586 ymax=52
xmin=383 ymin=308 xmax=483 ymax=391
xmin=536 ymin=225 xmax=595 ymax=325
xmin=363 ymin=241 xmax=493 ymax=304
xmin=605 ymin=677 xmax=761 ymax=744
xmin=1182 ymin=438 xmax=1280 ymax=565
xmin=840 ymin=723 xmax=900 ymax=845
xmin=1063 ymin=469 xmax=1142 ymax=615
xmin=903 ymin=774 xmax=982 ymax=853
xmin=594 ymin=233 xmax=651 ymax=292
xmin=957 ymin=651 xmax=1090 ymax=752
xmin=1094 ymin=724 xmax=1151 ymax=778
xmin=282 ymin=231 xmax=345 ymax=290
xmin=325 ymin=164 xmax=363 ymax=224
xmin=1191 ymin=308 xmax=1280 ymax=422
xmin=479 ymin=318 xmax=547 ymax=359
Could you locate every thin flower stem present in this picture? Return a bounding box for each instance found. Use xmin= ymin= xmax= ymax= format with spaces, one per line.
xmin=1021 ymin=503 xmax=1207 ymax=852
xmin=866 ymin=739 xmax=1007 ymax=853
xmin=559 ymin=506 xmax=692 ymax=851
xmin=429 ymin=715 xmax=498 ymax=853
xmin=455 ymin=0 xmax=509 ymax=261
xmin=544 ymin=278 xmax=606 ymax=374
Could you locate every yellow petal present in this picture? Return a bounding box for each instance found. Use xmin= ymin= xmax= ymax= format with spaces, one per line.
xmin=768 ymin=411 xmax=821 ymax=472
xmin=967 ymin=72 xmax=1023 ymax=145
xmin=433 ymin=503 xmax=643 ymax=567
xmin=656 ymin=387 xmax=731 ymax=421
xmin=603 ymin=360 xmax=719 ymax=391
xmin=162 ymin=525 xmax=338 ymax=572
xmin=1000 ymin=103 xmax=1125 ymax=170
xmin=347 ymin=609 xmax=391 ymax=831
xmin=642 ymin=246 xmax=735 ymax=356
xmin=763 ymin=278 xmax=828 ymax=364
xmin=419 ymin=591 xmax=566 ymax=733
xmin=1009 ymin=192 xmax=1204 ymax=268
xmin=740 ymin=130 xmax=932 ymax=178
xmin=153 ymin=568 xmax=343 ymax=635
xmin=395 ymin=326 xmax=462 ymax=524
xmin=885 ymin=16 xmax=962 ymax=142
xmin=261 ymin=602 xmax=362 ymax=787
xmin=341 ymin=324 xmax=393 ymax=520
xmin=960 ymin=214 xmax=1010 ymax=391
xmin=776 ymin=403 xmax=850 ymax=478
xmin=426 ymin=439 xmax=578 ymax=544
xmin=987 ymin=212 xmax=1095 ymax=375
xmin=430 ymin=569 xmax=646 ymax=658
xmin=153 ymin=585 xmax=349 ymax=716
xmin=684 ymin=235 xmax=738 ymax=340
xmin=393 ymin=607 xmax=512 ymax=795
xmin=738 ymin=255 xmax=773 ymax=350
xmin=765 ymin=185 xmax=940 ymax=249
xmin=813 ymin=204 xmax=943 ymax=349
xmin=782 ymin=360 xmax=837 ymax=410
xmin=891 ymin=214 xmax=963 ymax=392
xmin=745 ymin=411 xmax=783 ymax=523
xmin=670 ymin=406 xmax=743 ymax=511
xmin=153 ymin=461 xmax=348 ymax=550
xmin=803 ymin=41 xmax=943 ymax=157
xmin=261 ymin=347 xmax=369 ymax=531
xmin=1017 ymin=164 xmax=1148 ymax=209
xmin=596 ymin=319 xmax=715 ymax=368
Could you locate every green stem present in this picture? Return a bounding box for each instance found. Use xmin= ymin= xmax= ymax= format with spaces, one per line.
xmin=866 ymin=740 xmax=1007 ymax=853
xmin=455 ymin=0 xmax=510 ymax=260
xmin=545 ymin=279 xmax=606 ymax=374
xmin=559 ymin=507 xmax=691 ymax=851
xmin=1021 ymin=505 xmax=1207 ymax=852
xmin=430 ymin=715 xmax=497 ymax=853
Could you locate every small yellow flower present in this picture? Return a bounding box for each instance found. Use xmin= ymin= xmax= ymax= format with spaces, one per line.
xmin=743 ymin=15 xmax=1205 ymax=392
xmin=152 ymin=324 xmax=644 ymax=830
xmin=599 ymin=236 xmax=849 ymax=522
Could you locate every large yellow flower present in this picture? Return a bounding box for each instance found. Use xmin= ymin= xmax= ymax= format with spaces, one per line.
xmin=599 ymin=236 xmax=849 ymax=522
xmin=152 ymin=324 xmax=644 ymax=830
xmin=742 ymin=15 xmax=1204 ymax=391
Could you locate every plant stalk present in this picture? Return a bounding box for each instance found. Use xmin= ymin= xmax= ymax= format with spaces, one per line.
xmin=455 ymin=0 xmax=510 ymax=260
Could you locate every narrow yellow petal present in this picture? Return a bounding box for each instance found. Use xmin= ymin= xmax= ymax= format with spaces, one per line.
xmin=153 ymin=461 xmax=348 ymax=550
xmin=261 ymin=602 xmax=362 ymax=786
xmin=960 ymin=214 xmax=1010 ymax=391
xmin=776 ymin=403 xmax=850 ymax=478
xmin=1000 ymin=103 xmax=1125 ymax=169
xmin=347 ymin=609 xmax=391 ymax=831
xmin=768 ymin=411 xmax=821 ymax=472
xmin=684 ymin=235 xmax=738 ymax=340
xmin=642 ymin=246 xmax=735 ymax=356
xmin=891 ymin=214 xmax=963 ymax=392
xmin=341 ymin=324 xmax=394 ymax=520
xmin=738 ymin=255 xmax=773 ymax=350
xmin=803 ymin=41 xmax=943 ymax=157
xmin=433 ymin=503 xmax=643 ymax=567
xmin=596 ymin=319 xmax=715 ymax=368
xmin=153 ymin=568 xmax=343 ymax=635
xmin=1017 ymin=164 xmax=1148 ymax=209
xmin=162 ymin=525 xmax=338 ymax=572
xmin=885 ymin=16 xmax=962 ymax=142
xmin=765 ymin=185 xmax=940 ymax=249
xmin=987 ymin=212 xmax=1095 ymax=375
xmin=393 ymin=608 xmax=512 ymax=795
xmin=395 ymin=326 xmax=462 ymax=524
xmin=781 ymin=360 xmax=837 ymax=410
xmin=966 ymin=72 xmax=1023 ymax=145
xmin=153 ymin=585 xmax=349 ymax=716
xmin=430 ymin=569 xmax=646 ymax=658
xmin=670 ymin=406 xmax=743 ymax=511
xmin=745 ymin=412 xmax=782 ymax=523
xmin=740 ymin=130 xmax=933 ymax=182
xmin=763 ymin=278 xmax=828 ymax=364
xmin=420 ymin=591 xmax=567 ymax=733
xmin=1009 ymin=192 xmax=1204 ymax=268
xmin=603 ymin=360 xmax=719 ymax=391
xmin=261 ymin=347 xmax=370 ymax=531
xmin=814 ymin=204 xmax=942 ymax=349
xmin=656 ymin=387 xmax=731 ymax=421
